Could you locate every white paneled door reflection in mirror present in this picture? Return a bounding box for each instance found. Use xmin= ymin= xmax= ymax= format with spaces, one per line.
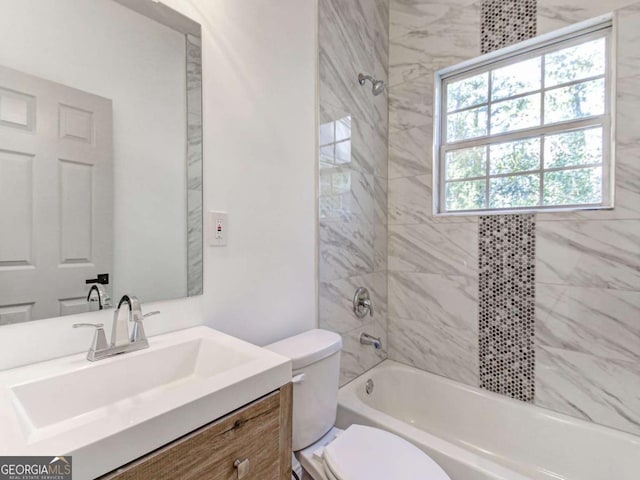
xmin=0 ymin=0 xmax=203 ymax=324
xmin=0 ymin=67 xmax=113 ymax=322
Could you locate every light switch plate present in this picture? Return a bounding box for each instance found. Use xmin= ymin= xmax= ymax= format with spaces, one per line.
xmin=208 ymin=211 xmax=228 ymax=246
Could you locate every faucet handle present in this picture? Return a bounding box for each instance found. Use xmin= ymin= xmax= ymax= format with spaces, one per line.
xmin=73 ymin=322 xmax=104 ymax=329
xmin=129 ymin=310 xmax=159 ymax=345
xmin=362 ymin=298 xmax=374 ymax=316
xmin=73 ymin=323 xmax=108 ymax=359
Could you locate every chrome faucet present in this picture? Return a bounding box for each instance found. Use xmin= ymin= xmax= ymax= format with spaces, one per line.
xmin=87 ymin=284 xmax=111 ymax=310
xmin=73 ymin=294 xmax=160 ymax=361
xmin=111 ymin=295 xmax=140 ymax=347
xmin=360 ymin=332 xmax=382 ymax=350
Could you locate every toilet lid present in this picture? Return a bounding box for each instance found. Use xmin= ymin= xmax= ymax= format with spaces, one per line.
xmin=322 ymin=425 xmax=450 ymax=480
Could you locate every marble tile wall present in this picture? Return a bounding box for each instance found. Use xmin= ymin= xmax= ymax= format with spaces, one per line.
xmin=533 ymin=2 xmax=640 ymax=435
xmin=388 ymin=0 xmax=640 ymax=435
xmin=318 ymin=0 xmax=389 ymax=386
xmin=186 ymin=33 xmax=203 ymax=297
xmin=537 ymin=0 xmax=638 ymax=34
xmin=387 ymin=0 xmax=481 ymax=386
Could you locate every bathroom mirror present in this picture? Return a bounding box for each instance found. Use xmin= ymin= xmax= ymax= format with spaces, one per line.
xmin=0 ymin=0 xmax=203 ymax=324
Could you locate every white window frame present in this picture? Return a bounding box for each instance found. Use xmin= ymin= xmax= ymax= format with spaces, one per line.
xmin=433 ymin=15 xmax=615 ymax=216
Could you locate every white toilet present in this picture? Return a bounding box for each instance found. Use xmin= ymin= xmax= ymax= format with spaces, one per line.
xmin=267 ymin=329 xmax=451 ymax=480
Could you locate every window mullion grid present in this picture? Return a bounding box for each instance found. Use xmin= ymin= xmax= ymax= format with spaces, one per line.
xmin=540 ymin=53 xmax=546 ymax=206
xmin=447 ymin=100 xmax=490 ymax=116
xmin=441 ymin=25 xmax=610 ymax=88
xmin=485 ymin=71 xmax=492 ymax=208
xmin=443 ymin=115 xmax=605 ymax=151
xmin=543 ymin=162 xmax=603 ymax=174
xmin=444 ymin=72 xmax=605 ymax=120
xmin=602 ymin=34 xmax=613 ymax=207
xmin=444 ymin=76 xmax=604 ymax=117
xmin=440 ymin=84 xmax=448 ymax=212
xmin=445 ymin=161 xmax=603 ymax=185
xmin=540 ymin=136 xmax=546 ymax=206
xmin=332 ymin=121 xmax=337 ymax=167
xmin=545 ymin=73 xmax=605 ymax=92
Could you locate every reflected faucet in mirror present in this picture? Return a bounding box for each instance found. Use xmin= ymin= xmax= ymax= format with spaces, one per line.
xmin=73 ymin=295 xmax=160 ymax=361
xmin=87 ymin=284 xmax=112 ymax=311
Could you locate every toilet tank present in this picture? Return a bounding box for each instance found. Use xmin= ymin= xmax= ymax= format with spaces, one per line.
xmin=266 ymin=329 xmax=342 ymax=451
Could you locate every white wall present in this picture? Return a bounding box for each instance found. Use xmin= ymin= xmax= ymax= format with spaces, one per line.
xmin=0 ymin=0 xmax=317 ymax=370
xmin=167 ymin=0 xmax=318 ymax=346
xmin=0 ymin=0 xmax=188 ymax=304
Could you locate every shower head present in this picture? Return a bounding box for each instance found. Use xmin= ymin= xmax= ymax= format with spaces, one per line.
xmin=371 ymin=79 xmax=386 ymax=96
xmin=358 ymin=73 xmax=386 ymax=96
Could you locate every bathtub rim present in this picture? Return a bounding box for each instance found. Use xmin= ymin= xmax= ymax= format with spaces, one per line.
xmin=337 ymin=359 xmax=640 ymax=480
xmin=340 ymin=359 xmax=640 ymax=444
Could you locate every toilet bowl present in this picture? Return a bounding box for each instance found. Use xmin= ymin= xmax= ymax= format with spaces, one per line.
xmin=267 ymin=329 xmax=451 ymax=480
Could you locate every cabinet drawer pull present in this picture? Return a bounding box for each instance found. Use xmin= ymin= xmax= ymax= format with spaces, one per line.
xmin=234 ymin=458 xmax=250 ymax=478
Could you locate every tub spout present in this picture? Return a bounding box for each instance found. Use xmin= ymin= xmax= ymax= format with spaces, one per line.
xmin=360 ymin=332 xmax=382 ymax=349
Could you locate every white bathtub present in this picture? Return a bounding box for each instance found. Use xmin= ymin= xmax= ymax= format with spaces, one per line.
xmin=336 ymin=360 xmax=640 ymax=480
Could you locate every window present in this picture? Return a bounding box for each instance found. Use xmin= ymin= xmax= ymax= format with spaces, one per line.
xmin=319 ymin=115 xmax=353 ymax=220
xmin=435 ymin=19 xmax=613 ymax=215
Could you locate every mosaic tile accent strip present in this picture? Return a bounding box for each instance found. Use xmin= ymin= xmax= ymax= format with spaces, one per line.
xmin=481 ymin=0 xmax=537 ymax=53
xmin=479 ymin=214 xmax=536 ymax=402
xmin=478 ymin=0 xmax=538 ymax=402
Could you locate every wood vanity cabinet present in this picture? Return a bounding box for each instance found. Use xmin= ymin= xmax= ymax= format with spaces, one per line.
xmin=101 ymin=384 xmax=292 ymax=480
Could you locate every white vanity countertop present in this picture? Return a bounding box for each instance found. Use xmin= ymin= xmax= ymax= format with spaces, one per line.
xmin=0 ymin=326 xmax=292 ymax=479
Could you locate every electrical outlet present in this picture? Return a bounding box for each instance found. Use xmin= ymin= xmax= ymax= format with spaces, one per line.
xmin=208 ymin=211 xmax=228 ymax=246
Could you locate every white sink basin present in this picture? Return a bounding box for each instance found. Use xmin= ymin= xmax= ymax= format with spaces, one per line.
xmin=12 ymin=337 xmax=254 ymax=433
xmin=0 ymin=326 xmax=292 ymax=479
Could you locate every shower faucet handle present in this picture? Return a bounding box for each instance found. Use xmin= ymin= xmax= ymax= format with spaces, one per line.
xmin=362 ymin=298 xmax=373 ymax=315
xmin=353 ymin=287 xmax=374 ymax=318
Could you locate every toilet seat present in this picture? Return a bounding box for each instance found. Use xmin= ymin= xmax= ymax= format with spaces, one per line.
xmin=322 ymin=425 xmax=450 ymax=480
